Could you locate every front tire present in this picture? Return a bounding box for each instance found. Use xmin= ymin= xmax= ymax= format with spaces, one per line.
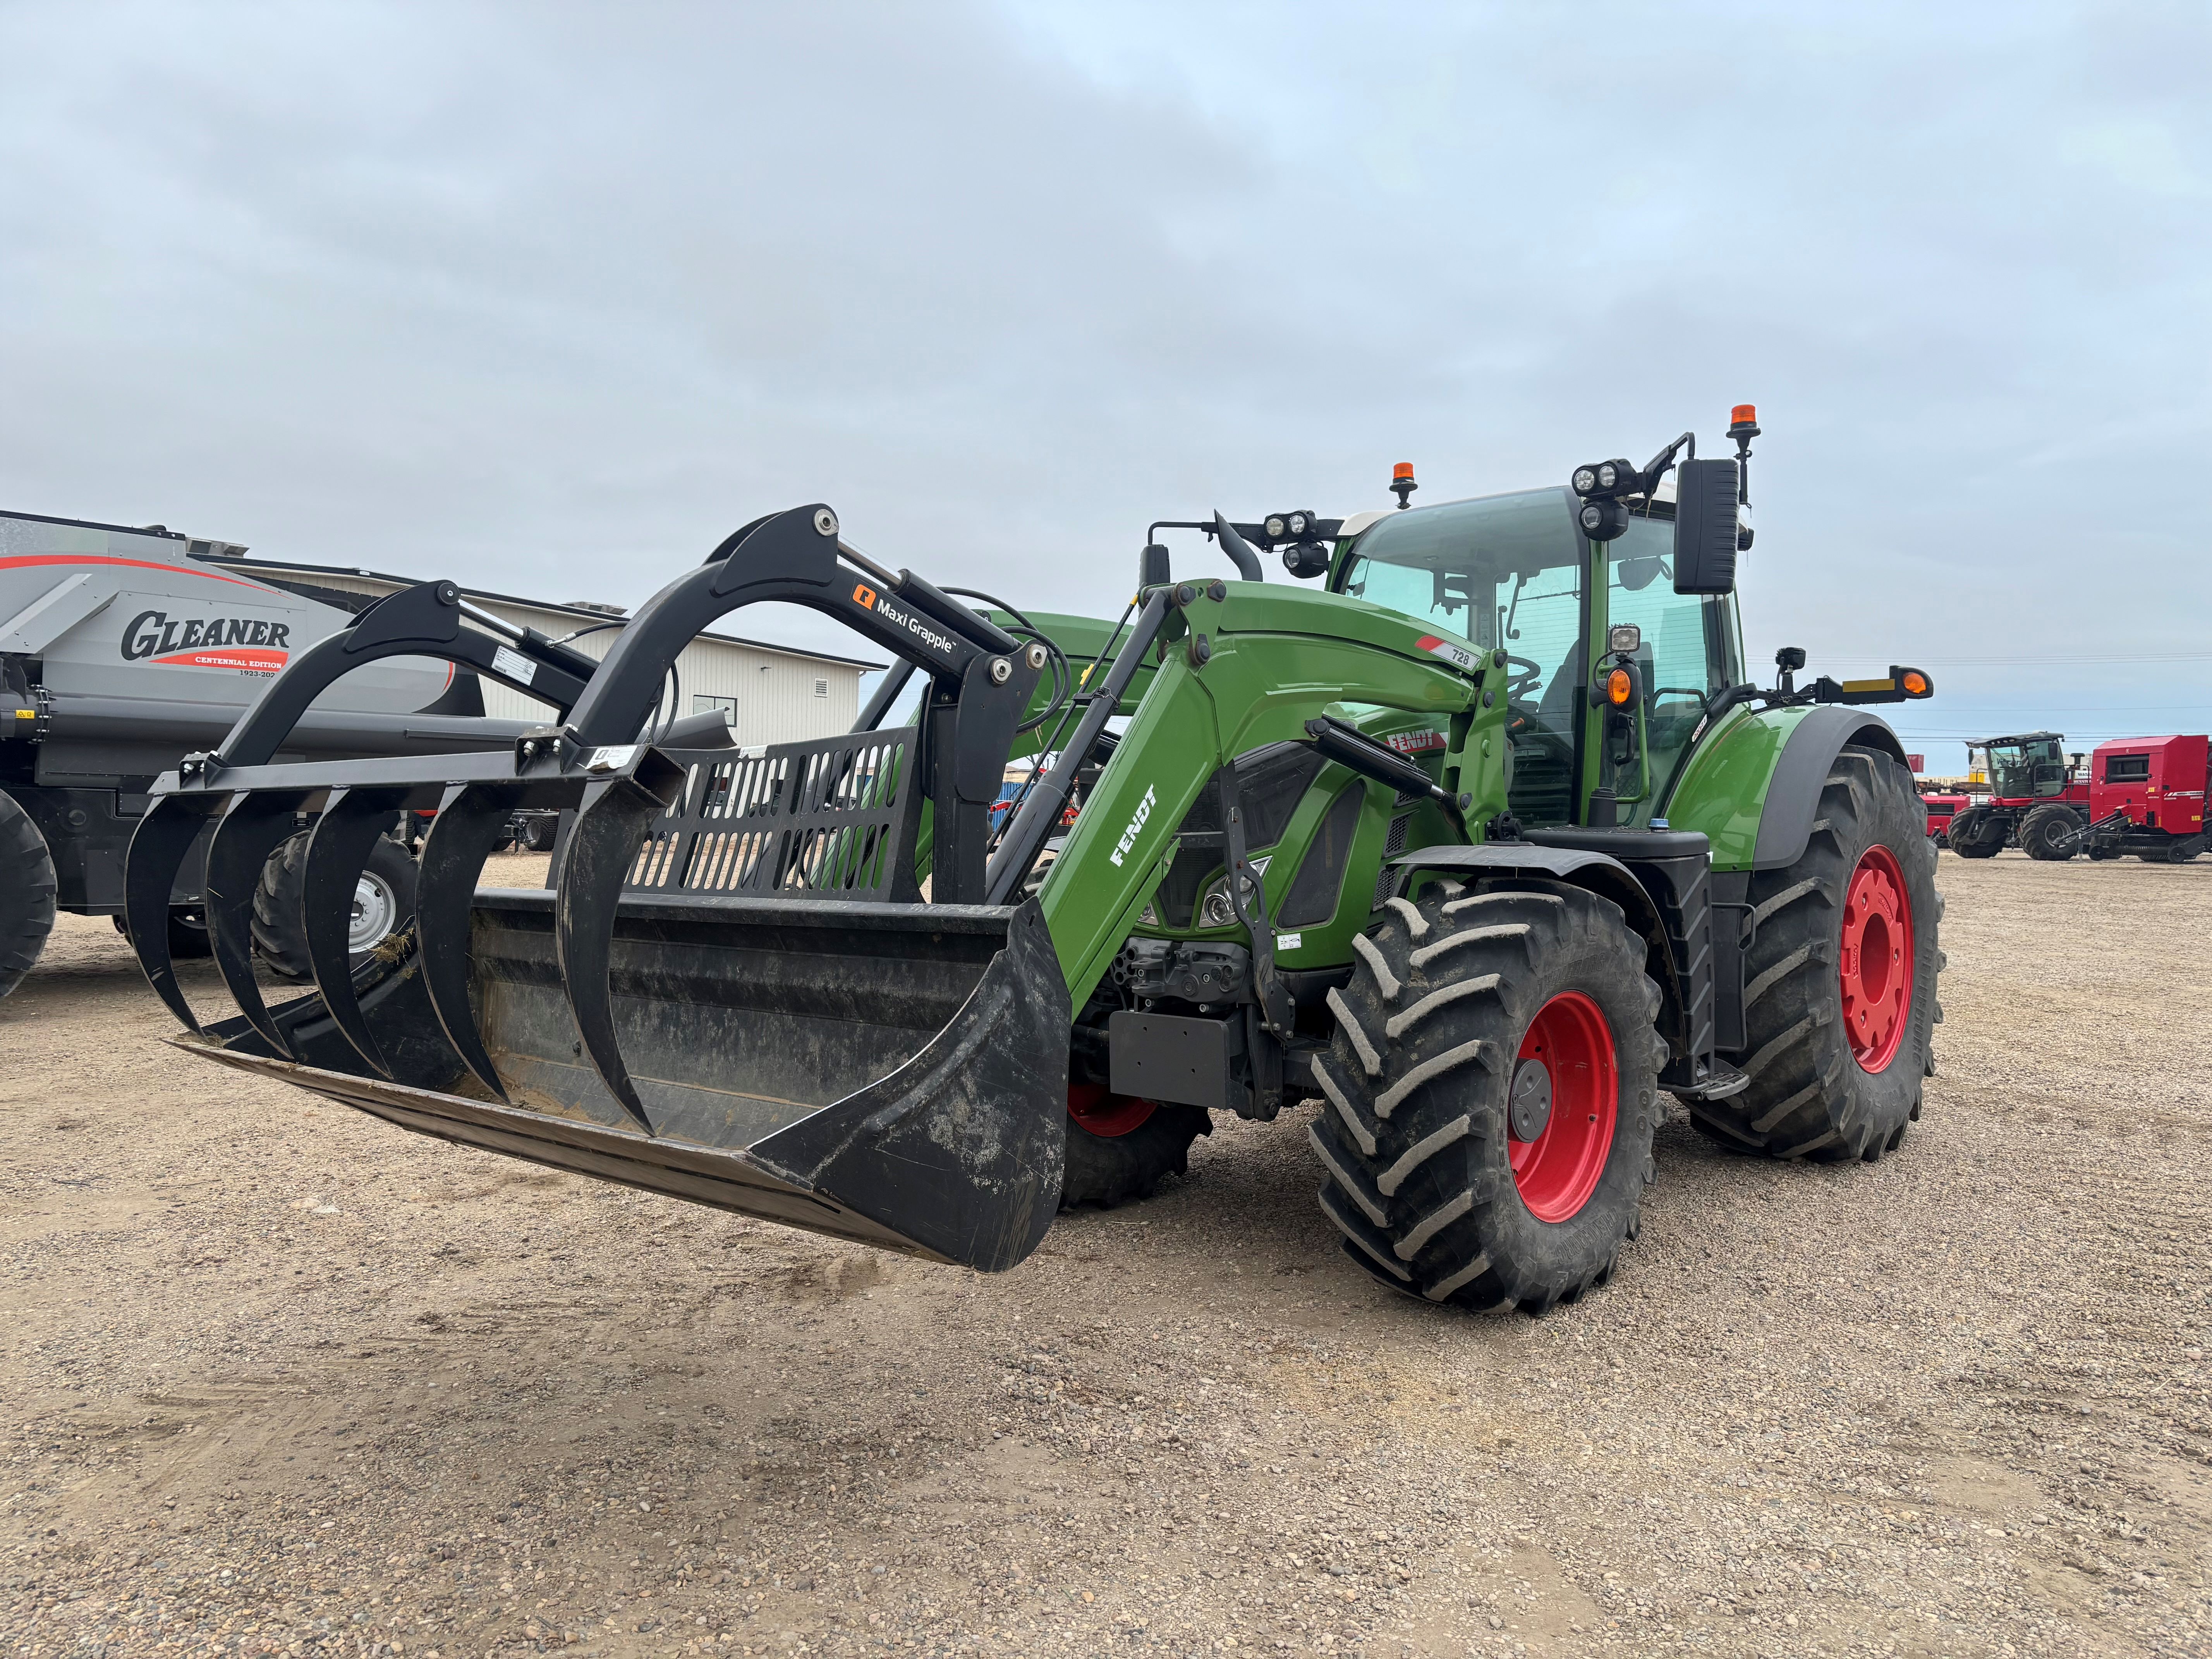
xmin=1946 ymin=807 xmax=2003 ymax=858
xmin=1058 ymin=1087 xmax=1210 ymax=1209
xmin=1691 ymin=745 xmax=1941 ymax=1161
xmin=0 ymin=792 xmax=58 ymax=1000
xmin=1310 ymin=880 xmax=1662 ymax=1312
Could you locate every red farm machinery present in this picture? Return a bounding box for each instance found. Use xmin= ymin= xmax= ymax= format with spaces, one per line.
xmin=1944 ymin=732 xmax=2208 ymax=862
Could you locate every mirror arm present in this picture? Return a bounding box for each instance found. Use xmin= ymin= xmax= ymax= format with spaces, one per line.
xmin=1640 ymin=431 xmax=1695 ymax=489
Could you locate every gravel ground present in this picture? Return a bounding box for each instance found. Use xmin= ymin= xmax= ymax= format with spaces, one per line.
xmin=2 ymin=849 xmax=2209 ymax=1659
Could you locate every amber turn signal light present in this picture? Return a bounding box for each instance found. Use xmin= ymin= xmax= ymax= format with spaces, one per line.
xmin=1606 ymin=667 xmax=1635 ymax=706
xmin=1898 ymin=667 xmax=1932 ymax=698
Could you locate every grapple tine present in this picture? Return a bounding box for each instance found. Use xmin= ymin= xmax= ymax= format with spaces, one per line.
xmin=302 ymin=787 xmax=410 ymax=1079
xmin=205 ymin=790 xmax=314 ymax=1060
xmin=415 ymin=782 xmax=526 ymax=1103
xmin=554 ymin=772 xmax=672 ymax=1133
xmin=124 ymin=795 xmax=221 ymax=1034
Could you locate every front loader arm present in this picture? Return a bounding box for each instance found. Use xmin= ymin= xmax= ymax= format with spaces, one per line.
xmin=1038 ymin=584 xmax=1489 ymax=1007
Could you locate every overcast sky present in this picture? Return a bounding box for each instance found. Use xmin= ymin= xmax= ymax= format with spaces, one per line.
xmin=4 ymin=2 xmax=2205 ymax=768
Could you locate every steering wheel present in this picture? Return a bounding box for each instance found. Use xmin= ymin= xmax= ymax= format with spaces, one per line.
xmin=1503 ymin=654 xmax=1544 ymax=701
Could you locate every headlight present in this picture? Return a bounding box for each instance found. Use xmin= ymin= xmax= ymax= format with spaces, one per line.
xmin=1288 ymin=512 xmax=1309 ymax=536
xmin=1264 ymin=515 xmax=1287 ymax=540
xmin=1578 ymin=498 xmax=1628 ymax=541
xmin=1571 ymin=465 xmax=1598 ymax=495
xmin=1595 ymin=462 xmax=1619 ymax=491
xmin=1200 ymin=888 xmax=1237 ymax=929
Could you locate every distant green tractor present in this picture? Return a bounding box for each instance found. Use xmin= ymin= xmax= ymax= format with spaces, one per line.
xmin=126 ymin=407 xmax=1942 ymax=1316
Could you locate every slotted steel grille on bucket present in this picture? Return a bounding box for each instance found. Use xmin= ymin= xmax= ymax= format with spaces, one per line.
xmin=624 ymin=726 xmax=921 ymax=901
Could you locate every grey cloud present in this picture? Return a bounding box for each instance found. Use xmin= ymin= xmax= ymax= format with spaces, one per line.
xmin=3 ymin=1 xmax=2207 ymax=759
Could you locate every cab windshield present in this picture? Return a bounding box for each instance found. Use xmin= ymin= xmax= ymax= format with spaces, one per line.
xmin=1339 ymin=488 xmax=1741 ymax=827
xmin=1340 ymin=488 xmax=1585 ymax=825
xmin=1987 ymin=737 xmax=2069 ymax=799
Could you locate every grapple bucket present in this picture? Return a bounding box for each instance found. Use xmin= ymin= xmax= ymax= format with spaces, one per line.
xmin=187 ymin=888 xmax=1069 ymax=1268
xmin=124 ymin=504 xmax=1100 ymax=1272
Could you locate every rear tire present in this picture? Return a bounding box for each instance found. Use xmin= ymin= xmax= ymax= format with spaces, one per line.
xmin=522 ymin=814 xmax=559 ymax=853
xmin=1690 ymin=745 xmax=1940 ymax=1162
xmin=1310 ymin=879 xmax=1662 ymax=1312
xmin=0 ymin=792 xmax=58 ymax=1000
xmin=2019 ymin=804 xmax=2080 ymax=860
xmin=251 ymin=831 xmax=419 ymax=982
xmin=1058 ymin=1088 xmax=1210 ymax=1208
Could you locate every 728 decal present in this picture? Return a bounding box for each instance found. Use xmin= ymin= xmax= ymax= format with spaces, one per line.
xmin=1414 ymin=634 xmax=1480 ymax=674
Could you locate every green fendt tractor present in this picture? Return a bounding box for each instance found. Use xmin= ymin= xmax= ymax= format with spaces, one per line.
xmin=123 ymin=407 xmax=1940 ymax=1314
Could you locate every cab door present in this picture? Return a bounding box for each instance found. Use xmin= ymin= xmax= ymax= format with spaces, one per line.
xmin=1600 ymin=515 xmax=1743 ymax=825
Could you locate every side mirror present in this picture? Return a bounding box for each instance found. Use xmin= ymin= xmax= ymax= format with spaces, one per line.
xmin=1673 ymin=457 xmax=1740 ymax=594
xmin=1139 ymin=543 xmax=1171 ymax=588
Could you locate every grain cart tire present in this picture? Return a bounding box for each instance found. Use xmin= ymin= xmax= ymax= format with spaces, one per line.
xmin=1692 ymin=745 xmax=1939 ymax=1163
xmin=251 ymin=831 xmax=419 ymax=982
xmin=0 ymin=791 xmax=58 ymax=1000
xmin=1059 ymin=1088 xmax=1211 ymax=1208
xmin=168 ymin=906 xmax=215 ymax=958
xmin=1309 ymin=879 xmax=1663 ymax=1314
xmin=2019 ymin=804 xmax=2081 ymax=861
xmin=112 ymin=906 xmax=215 ymax=958
xmin=1946 ymin=807 xmax=2002 ymax=858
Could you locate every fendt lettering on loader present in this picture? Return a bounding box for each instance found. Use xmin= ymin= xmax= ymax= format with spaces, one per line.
xmin=125 ymin=407 xmax=1943 ymax=1313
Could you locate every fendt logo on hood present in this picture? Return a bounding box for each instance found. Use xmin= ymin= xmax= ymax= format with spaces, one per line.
xmin=121 ymin=609 xmax=293 ymax=674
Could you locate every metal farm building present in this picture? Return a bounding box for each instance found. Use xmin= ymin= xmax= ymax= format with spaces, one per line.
xmin=196 ymin=545 xmax=878 ymax=745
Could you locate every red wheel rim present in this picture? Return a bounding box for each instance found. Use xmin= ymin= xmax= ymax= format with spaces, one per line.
xmin=1839 ymin=843 xmax=1915 ymax=1073
xmin=1508 ymin=991 xmax=1618 ymax=1223
xmin=1067 ymin=1083 xmax=1158 ymax=1138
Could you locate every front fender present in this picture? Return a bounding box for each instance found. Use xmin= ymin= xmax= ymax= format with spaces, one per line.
xmin=1665 ymin=704 xmax=1910 ymax=871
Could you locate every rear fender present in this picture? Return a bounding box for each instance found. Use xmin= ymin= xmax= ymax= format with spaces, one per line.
xmin=1663 ymin=705 xmax=1910 ymax=871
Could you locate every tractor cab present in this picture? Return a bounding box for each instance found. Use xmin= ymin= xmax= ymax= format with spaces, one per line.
xmin=1334 ymin=486 xmax=1745 ymax=830
xmin=1973 ymin=732 xmax=2076 ymax=804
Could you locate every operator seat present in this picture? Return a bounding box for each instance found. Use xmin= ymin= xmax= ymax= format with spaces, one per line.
xmin=1534 ymin=644 xmax=1583 ymax=740
xmin=1505 ymin=644 xmax=1583 ymax=827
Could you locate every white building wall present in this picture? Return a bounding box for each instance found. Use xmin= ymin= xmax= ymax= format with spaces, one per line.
xmin=237 ymin=570 xmax=866 ymax=745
